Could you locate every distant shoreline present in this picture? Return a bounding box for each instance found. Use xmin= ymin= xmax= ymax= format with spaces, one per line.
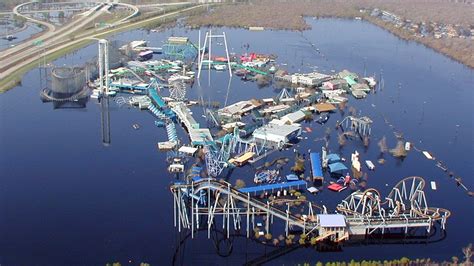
xmin=186 ymin=2 xmax=474 ymax=69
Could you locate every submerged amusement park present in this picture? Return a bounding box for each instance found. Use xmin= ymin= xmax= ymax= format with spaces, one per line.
xmin=0 ymin=2 xmax=473 ymax=265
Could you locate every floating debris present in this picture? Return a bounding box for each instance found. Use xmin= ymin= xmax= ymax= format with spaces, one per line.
xmin=365 ymin=160 xmax=375 ymax=170
xmin=423 ymin=151 xmax=434 ymax=160
xmin=436 ymin=161 xmax=448 ymax=172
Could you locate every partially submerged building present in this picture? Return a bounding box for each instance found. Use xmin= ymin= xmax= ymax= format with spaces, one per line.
xmin=291 ymin=72 xmax=332 ymax=87
xmin=317 ymin=214 xmax=348 ymax=241
xmin=322 ymin=79 xmax=349 ymax=91
xmin=252 ymin=122 xmax=301 ymax=149
xmin=281 ymin=110 xmax=306 ymax=124
xmin=218 ymin=100 xmax=262 ymax=119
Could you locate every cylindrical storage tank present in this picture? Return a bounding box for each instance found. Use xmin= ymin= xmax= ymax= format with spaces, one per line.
xmin=51 ymin=66 xmax=86 ymax=95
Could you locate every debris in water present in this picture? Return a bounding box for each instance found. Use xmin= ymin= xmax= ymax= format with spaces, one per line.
xmin=423 ymin=151 xmax=434 ymax=160
xmin=436 ymin=161 xmax=448 ymax=172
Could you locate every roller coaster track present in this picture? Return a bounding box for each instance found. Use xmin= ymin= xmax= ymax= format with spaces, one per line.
xmin=171 ymin=178 xmax=316 ymax=232
xmin=337 ymin=176 xmax=451 ymax=230
xmin=172 ymin=176 xmax=451 ymax=241
xmin=40 ymin=87 xmax=90 ymax=102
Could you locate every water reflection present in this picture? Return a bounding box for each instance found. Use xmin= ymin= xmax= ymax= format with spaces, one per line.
xmin=172 ymin=227 xmax=446 ymax=265
xmin=100 ymin=97 xmax=111 ymax=146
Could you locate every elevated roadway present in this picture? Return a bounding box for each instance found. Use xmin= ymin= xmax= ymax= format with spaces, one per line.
xmin=0 ymin=4 xmax=205 ymax=91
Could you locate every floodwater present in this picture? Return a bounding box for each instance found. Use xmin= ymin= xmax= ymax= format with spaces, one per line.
xmin=0 ymin=18 xmax=473 ymax=265
xmin=0 ymin=22 xmax=43 ymax=51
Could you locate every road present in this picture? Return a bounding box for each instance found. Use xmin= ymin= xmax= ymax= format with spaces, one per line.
xmin=0 ymin=4 xmax=110 ymax=74
xmin=0 ymin=2 xmax=104 ymax=60
xmin=0 ymin=4 xmax=204 ymax=87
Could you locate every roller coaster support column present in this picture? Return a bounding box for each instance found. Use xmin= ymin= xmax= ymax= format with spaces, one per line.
xmin=197 ymin=30 xmax=232 ymax=79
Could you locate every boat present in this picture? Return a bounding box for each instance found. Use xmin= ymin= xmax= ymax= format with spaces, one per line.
xmin=132 ymin=123 xmax=140 ymax=130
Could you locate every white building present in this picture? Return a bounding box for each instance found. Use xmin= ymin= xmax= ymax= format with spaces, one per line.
xmin=291 ymin=72 xmax=332 ymax=86
xmin=281 ymin=110 xmax=306 ymax=124
xmin=252 ymin=123 xmax=301 ymax=149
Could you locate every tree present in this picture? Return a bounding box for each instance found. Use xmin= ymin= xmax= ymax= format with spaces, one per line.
xmin=451 ymin=256 xmax=459 ymax=264
xmin=390 ymin=140 xmax=407 ymax=158
xmin=338 ymin=133 xmax=346 ymax=146
xmin=235 ymin=179 xmax=246 ymax=189
xmin=463 ymin=243 xmax=473 ymax=263
xmin=378 ymin=136 xmax=388 ymax=153
xmin=399 ymin=257 xmax=410 ymax=265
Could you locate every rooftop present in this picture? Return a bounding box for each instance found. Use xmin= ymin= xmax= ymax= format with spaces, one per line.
xmin=253 ymin=123 xmax=301 ymax=138
xmin=281 ymin=110 xmax=306 ymax=123
xmin=315 ymin=102 xmax=336 ymax=113
xmin=189 ymin=128 xmax=213 ymax=146
xmin=318 ymin=214 xmax=346 ymax=227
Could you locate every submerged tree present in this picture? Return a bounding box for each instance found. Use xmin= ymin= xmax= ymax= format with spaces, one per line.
xmin=348 ymin=106 xmax=357 ymax=116
xmin=390 ymin=140 xmax=407 ymax=158
xmin=291 ymin=155 xmax=305 ymax=173
xmin=378 ymin=136 xmax=388 ymax=154
xmin=234 ymin=179 xmax=246 ymax=189
xmin=363 ymin=135 xmax=370 ymax=147
xmin=463 ymin=243 xmax=473 ymax=263
xmin=338 ymin=133 xmax=346 ymax=147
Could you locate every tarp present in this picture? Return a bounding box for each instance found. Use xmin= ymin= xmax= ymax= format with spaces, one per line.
xmin=326 ymin=153 xmax=341 ymax=163
xmin=344 ymin=76 xmax=357 ymax=86
xmin=239 ymin=180 xmax=306 ymax=194
xmin=310 ymin=152 xmax=323 ymax=179
xmin=329 ymin=162 xmax=348 ymax=173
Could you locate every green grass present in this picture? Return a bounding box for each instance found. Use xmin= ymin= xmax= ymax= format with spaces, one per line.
xmin=0 ymin=39 xmax=92 ymax=93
